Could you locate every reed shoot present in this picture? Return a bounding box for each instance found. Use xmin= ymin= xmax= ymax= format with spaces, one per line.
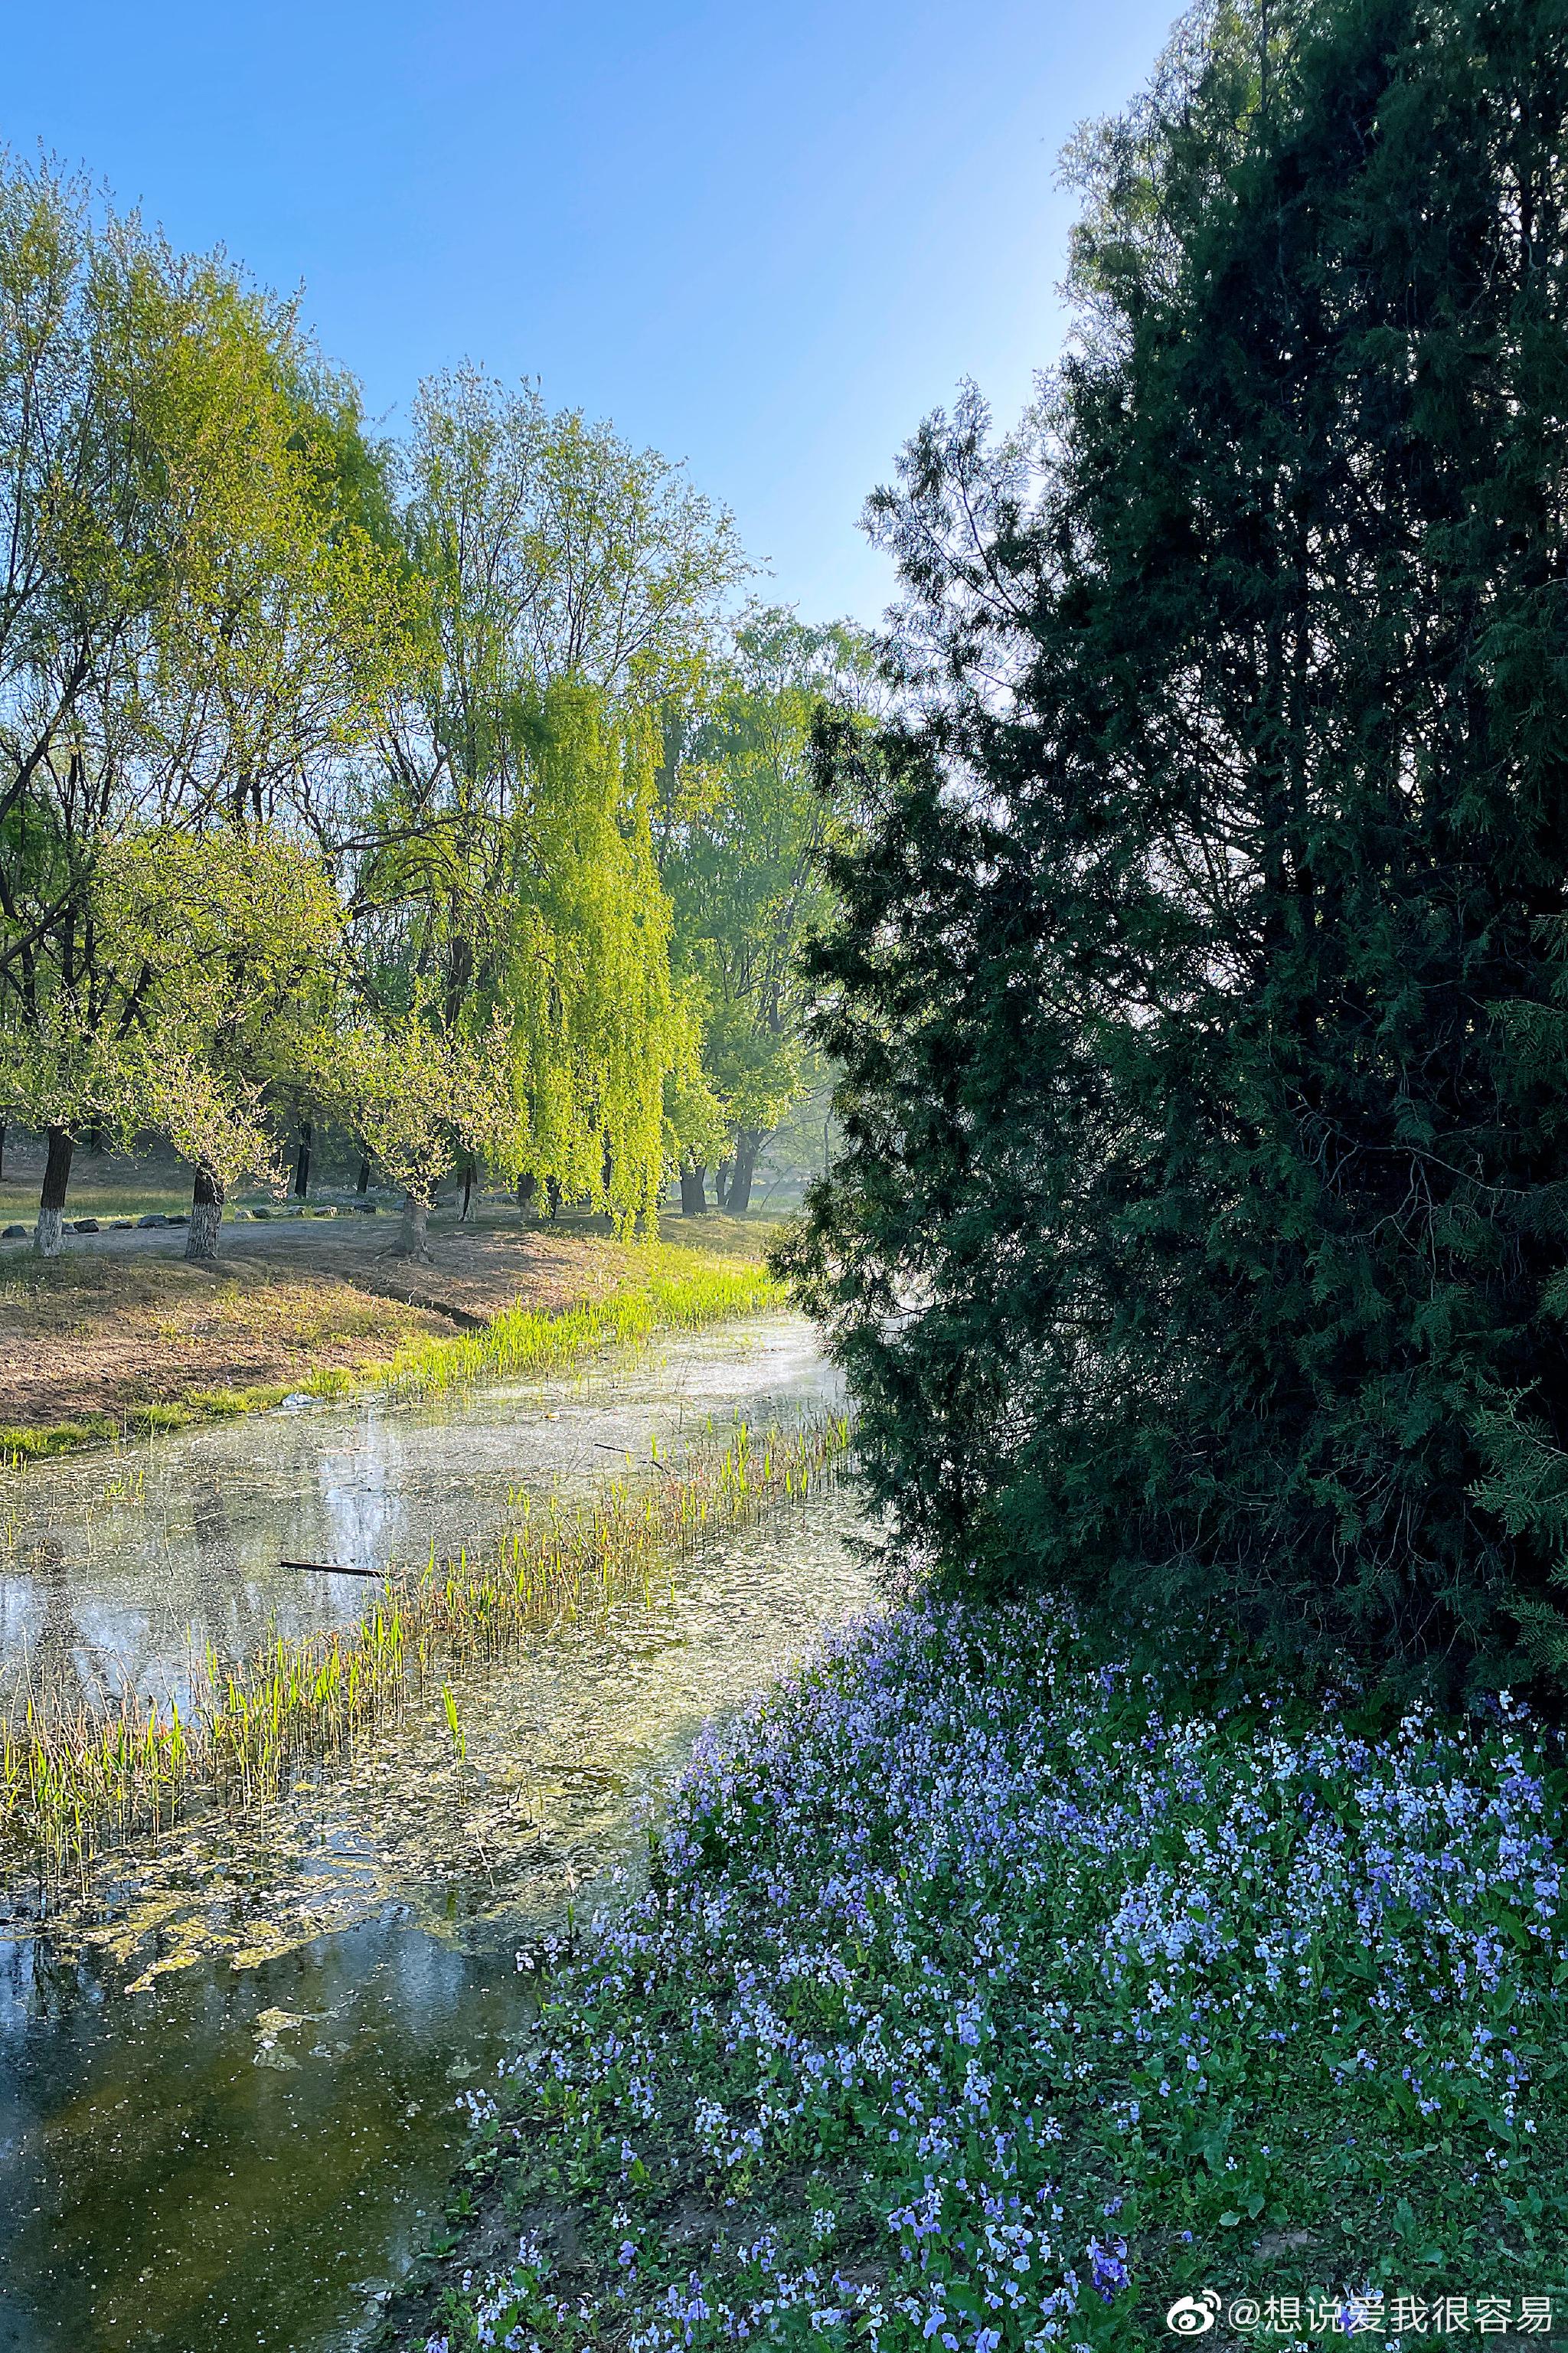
xmin=1 ymin=1408 xmax=851 ymax=1877
xmin=298 ymin=1249 xmax=785 ymax=1405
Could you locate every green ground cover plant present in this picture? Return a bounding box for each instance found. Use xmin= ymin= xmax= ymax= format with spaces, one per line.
xmin=413 ymin=1596 xmax=1568 ymax=2351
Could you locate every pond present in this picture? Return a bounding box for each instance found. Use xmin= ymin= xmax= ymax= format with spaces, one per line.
xmin=0 ymin=1315 xmax=873 ymax=2353
xmin=0 ymin=1311 xmax=843 ymax=1727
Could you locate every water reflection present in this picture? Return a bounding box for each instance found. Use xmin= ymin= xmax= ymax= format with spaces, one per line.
xmin=1 ymin=1314 xmax=841 ymax=1727
xmin=0 ymin=1912 xmax=524 ymax=2353
xmin=0 ymin=1319 xmax=873 ymax=2353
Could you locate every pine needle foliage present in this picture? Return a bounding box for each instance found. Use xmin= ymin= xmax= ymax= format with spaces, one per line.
xmin=785 ymin=0 xmax=1568 ymax=1694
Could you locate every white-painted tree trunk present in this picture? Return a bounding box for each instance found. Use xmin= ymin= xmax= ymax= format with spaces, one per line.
xmin=185 ymin=1196 xmax=221 ymax=1260
xmin=185 ymin=1167 xmax=224 ymax=1262
xmin=34 ymin=1124 xmax=73 ymax=1258
xmin=399 ymin=1191 xmax=430 ymax=1259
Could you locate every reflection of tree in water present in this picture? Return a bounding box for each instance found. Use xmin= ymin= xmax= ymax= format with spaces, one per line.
xmin=5 ymin=1538 xmax=126 ymax=1727
xmin=317 ymin=1437 xmax=397 ymax=1581
xmin=3 ymin=1924 xmax=77 ymax=2024
xmin=143 ymin=1469 xmax=277 ymax=1696
xmin=0 ymin=1316 xmax=841 ymax=1738
xmin=189 ymin=1472 xmax=253 ymax=1656
xmin=5 ymin=1469 xmax=275 ymax=1731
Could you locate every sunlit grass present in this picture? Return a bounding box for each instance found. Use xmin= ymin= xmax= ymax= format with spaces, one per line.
xmin=308 ymin=1247 xmax=786 ymax=1403
xmin=0 ymin=1386 xmax=301 ymax=1464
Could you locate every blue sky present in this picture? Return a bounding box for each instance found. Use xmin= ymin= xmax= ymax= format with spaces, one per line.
xmin=4 ymin=1 xmax=1175 ymax=624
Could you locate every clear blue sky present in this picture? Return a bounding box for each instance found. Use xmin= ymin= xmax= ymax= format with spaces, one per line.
xmin=4 ymin=1 xmax=1175 ymax=625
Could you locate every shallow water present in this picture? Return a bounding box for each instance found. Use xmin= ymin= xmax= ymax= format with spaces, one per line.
xmin=0 ymin=1316 xmax=874 ymax=2353
xmin=0 ymin=1312 xmax=840 ymax=1727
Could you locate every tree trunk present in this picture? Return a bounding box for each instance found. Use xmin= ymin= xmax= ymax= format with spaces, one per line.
xmin=546 ymin=1176 xmax=561 ymax=1220
xmin=727 ymin=1129 xmax=762 ymax=1215
xmin=398 ymin=1191 xmax=430 ymax=1259
xmin=34 ymin=1126 xmax=73 ymax=1258
xmin=460 ymin=1159 xmax=476 ymax=1221
xmin=0 ymin=1121 xmax=7 ymax=1179
xmin=292 ymin=1117 xmax=312 ymax=1199
xmin=680 ymin=1164 xmax=708 ymax=1216
xmin=714 ymin=1159 xmax=731 ymax=1210
xmin=185 ymin=1166 xmax=224 ymax=1261
xmin=516 ymin=1172 xmax=537 ymax=1215
xmin=356 ymin=1153 xmax=371 ymax=1195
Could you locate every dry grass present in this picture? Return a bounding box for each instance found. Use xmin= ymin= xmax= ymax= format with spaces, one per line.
xmin=0 ymin=1214 xmax=787 ymax=1455
xmin=0 ymin=1255 xmax=448 ymax=1427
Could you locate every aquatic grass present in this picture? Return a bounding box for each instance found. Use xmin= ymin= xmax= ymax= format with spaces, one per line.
xmin=0 ymin=1408 xmax=851 ymax=1877
xmin=1 ymin=1420 xmax=119 ymax=1462
xmin=318 ymin=1249 xmax=786 ymax=1404
xmin=0 ymin=1384 xmax=300 ymax=1465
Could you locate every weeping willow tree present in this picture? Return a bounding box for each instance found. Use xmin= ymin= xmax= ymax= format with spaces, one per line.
xmin=354 ymin=368 xmax=742 ymax=1233
xmin=501 ymin=687 xmax=684 ymax=1225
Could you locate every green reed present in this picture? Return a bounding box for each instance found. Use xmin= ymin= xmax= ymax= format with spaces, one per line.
xmin=0 ymin=1408 xmax=851 ymax=1877
xmin=298 ymin=1250 xmax=786 ymax=1406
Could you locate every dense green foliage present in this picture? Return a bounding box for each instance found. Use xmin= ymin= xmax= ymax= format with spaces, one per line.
xmin=349 ymin=366 xmax=744 ymax=1230
xmin=657 ymin=610 xmax=875 ymax=1211
xmin=0 ymin=165 xmax=400 ymax=1194
xmin=786 ymin=0 xmax=1568 ymax=1690
xmin=0 ymin=162 xmax=837 ymax=1257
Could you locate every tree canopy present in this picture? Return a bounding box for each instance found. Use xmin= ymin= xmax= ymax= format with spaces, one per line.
xmin=0 ymin=159 xmax=778 ymax=1260
xmin=656 ymin=609 xmax=877 ymax=1211
xmin=786 ymin=0 xmax=1568 ymax=1694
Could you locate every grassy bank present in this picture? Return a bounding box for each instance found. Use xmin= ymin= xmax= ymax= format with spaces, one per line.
xmin=409 ymin=1600 xmax=1568 ymax=2351
xmin=0 ymin=1240 xmax=783 ymax=1465
xmin=3 ymin=1406 xmax=848 ymax=1874
xmin=333 ymin=1250 xmax=783 ymax=1401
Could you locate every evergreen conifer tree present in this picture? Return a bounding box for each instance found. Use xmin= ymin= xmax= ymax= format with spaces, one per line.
xmin=788 ymin=0 xmax=1568 ymax=1690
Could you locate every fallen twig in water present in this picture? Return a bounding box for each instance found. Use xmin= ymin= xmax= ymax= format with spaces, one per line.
xmin=279 ymin=1558 xmax=384 ymax=1578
